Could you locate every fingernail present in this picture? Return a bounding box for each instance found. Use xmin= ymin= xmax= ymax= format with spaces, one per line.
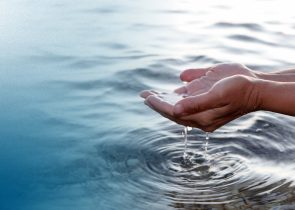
xmin=174 ymin=104 xmax=184 ymax=116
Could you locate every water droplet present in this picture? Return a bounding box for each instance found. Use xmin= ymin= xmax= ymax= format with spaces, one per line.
xmin=183 ymin=126 xmax=189 ymax=160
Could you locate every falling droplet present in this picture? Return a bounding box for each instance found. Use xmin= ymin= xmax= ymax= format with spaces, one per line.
xmin=204 ymin=132 xmax=209 ymax=159
xmin=183 ymin=126 xmax=189 ymax=160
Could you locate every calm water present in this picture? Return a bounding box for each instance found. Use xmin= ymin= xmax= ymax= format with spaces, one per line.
xmin=1 ymin=0 xmax=295 ymax=209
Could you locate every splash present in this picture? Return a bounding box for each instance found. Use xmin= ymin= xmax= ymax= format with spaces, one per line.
xmin=182 ymin=128 xmax=210 ymax=167
xmin=155 ymin=92 xmax=211 ymax=166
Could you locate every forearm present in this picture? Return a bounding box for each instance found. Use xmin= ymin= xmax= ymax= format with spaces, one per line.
xmin=257 ymin=80 xmax=295 ymax=116
xmin=272 ymin=68 xmax=295 ymax=75
xmin=255 ymin=68 xmax=295 ymax=82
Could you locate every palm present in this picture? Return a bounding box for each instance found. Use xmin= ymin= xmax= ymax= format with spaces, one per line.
xmin=140 ymin=74 xmax=256 ymax=131
xmin=140 ymin=63 xmax=257 ymax=104
xmin=176 ymin=63 xmax=256 ymax=96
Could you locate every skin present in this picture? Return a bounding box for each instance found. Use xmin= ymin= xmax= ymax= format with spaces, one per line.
xmin=140 ymin=63 xmax=295 ymax=132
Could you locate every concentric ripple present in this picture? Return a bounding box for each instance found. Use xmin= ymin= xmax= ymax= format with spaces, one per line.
xmin=100 ymin=125 xmax=295 ymax=209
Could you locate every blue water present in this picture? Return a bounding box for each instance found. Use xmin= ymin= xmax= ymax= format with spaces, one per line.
xmin=1 ymin=0 xmax=295 ymax=209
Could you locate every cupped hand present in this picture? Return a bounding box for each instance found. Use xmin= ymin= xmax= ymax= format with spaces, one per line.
xmin=141 ymin=63 xmax=257 ymax=99
xmin=141 ymin=75 xmax=261 ymax=132
xmin=174 ymin=63 xmax=258 ymax=95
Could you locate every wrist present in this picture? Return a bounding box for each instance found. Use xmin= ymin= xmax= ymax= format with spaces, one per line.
xmin=253 ymin=78 xmax=283 ymax=112
xmin=248 ymin=77 xmax=265 ymax=112
xmin=253 ymin=70 xmax=295 ymax=82
xmin=252 ymin=78 xmax=267 ymax=111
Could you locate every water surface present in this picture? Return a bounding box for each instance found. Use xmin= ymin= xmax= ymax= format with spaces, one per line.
xmin=1 ymin=0 xmax=295 ymax=209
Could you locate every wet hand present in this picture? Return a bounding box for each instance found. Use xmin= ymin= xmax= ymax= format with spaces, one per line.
xmin=174 ymin=63 xmax=258 ymax=95
xmin=141 ymin=75 xmax=260 ymax=132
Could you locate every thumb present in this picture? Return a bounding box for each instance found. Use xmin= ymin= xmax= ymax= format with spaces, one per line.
xmin=180 ymin=67 xmax=209 ymax=82
xmin=173 ymin=92 xmax=219 ymax=117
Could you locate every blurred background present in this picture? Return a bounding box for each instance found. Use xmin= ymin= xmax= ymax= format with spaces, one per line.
xmin=1 ymin=0 xmax=295 ymax=209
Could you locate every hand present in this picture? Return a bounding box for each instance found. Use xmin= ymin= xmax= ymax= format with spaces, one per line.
xmin=174 ymin=63 xmax=258 ymax=95
xmin=141 ymin=75 xmax=261 ymax=132
xmin=141 ymin=63 xmax=257 ymax=98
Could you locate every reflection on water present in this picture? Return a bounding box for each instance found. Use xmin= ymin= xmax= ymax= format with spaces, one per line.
xmin=1 ymin=0 xmax=295 ymax=209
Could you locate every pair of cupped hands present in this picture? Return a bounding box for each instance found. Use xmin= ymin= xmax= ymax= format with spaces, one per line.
xmin=140 ymin=63 xmax=261 ymax=132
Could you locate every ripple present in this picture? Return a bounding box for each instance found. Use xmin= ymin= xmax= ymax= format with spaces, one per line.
xmin=86 ymin=7 xmax=119 ymax=14
xmin=185 ymin=55 xmax=220 ymax=64
xmin=228 ymin=34 xmax=278 ymax=46
xmin=5 ymin=0 xmax=295 ymax=209
xmin=98 ymin=127 xmax=295 ymax=209
xmin=214 ymin=22 xmax=264 ymax=31
xmin=29 ymin=51 xmax=76 ymax=63
xmin=67 ymin=54 xmax=157 ymax=69
xmin=157 ymin=9 xmax=189 ymax=14
xmin=51 ymin=67 xmax=157 ymax=93
xmin=100 ymin=42 xmax=129 ymax=50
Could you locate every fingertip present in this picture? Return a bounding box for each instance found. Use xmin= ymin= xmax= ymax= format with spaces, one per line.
xmin=144 ymin=98 xmax=153 ymax=109
xmin=139 ymin=90 xmax=147 ymax=98
xmin=144 ymin=95 xmax=159 ymax=109
xmin=180 ymin=68 xmax=208 ymax=82
xmin=179 ymin=70 xmax=192 ymax=82
xmin=143 ymin=98 xmax=150 ymax=105
xmin=145 ymin=95 xmax=159 ymax=106
xmin=140 ymin=90 xmax=156 ymax=99
xmin=174 ymin=86 xmax=187 ymax=94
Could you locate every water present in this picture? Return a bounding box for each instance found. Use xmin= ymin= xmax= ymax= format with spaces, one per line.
xmin=204 ymin=132 xmax=209 ymax=159
xmin=1 ymin=0 xmax=295 ymax=209
xmin=182 ymin=126 xmax=190 ymax=161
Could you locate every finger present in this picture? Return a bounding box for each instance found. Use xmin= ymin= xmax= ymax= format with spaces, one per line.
xmin=174 ymin=86 xmax=187 ymax=94
xmin=180 ymin=105 xmax=230 ymax=127
xmin=185 ymin=77 xmax=212 ymax=95
xmin=144 ymin=97 xmax=196 ymax=127
xmin=158 ymin=112 xmax=198 ymax=127
xmin=200 ymin=112 xmax=243 ymax=132
xmin=173 ymin=91 xmax=221 ymax=117
xmin=179 ymin=113 xmax=230 ymax=132
xmin=174 ymin=80 xmax=203 ymax=96
xmin=140 ymin=90 xmax=159 ymax=99
xmin=180 ymin=67 xmax=210 ymax=82
xmin=145 ymin=95 xmax=174 ymax=116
